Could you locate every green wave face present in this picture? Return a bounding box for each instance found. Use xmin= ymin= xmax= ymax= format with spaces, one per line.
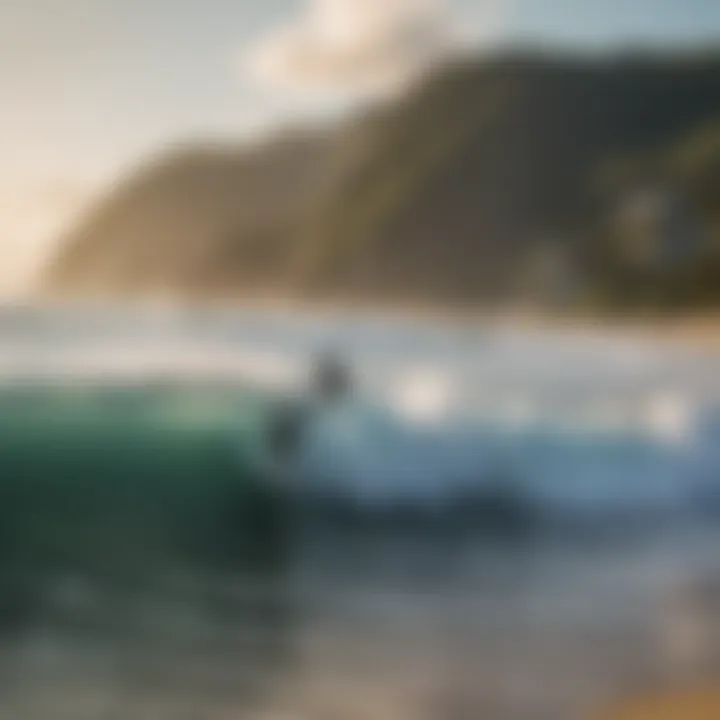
xmin=0 ymin=384 xmax=292 ymax=585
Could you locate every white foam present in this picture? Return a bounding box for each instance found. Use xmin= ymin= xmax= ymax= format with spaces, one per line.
xmin=1 ymin=306 xmax=719 ymax=514
xmin=391 ymin=366 xmax=454 ymax=425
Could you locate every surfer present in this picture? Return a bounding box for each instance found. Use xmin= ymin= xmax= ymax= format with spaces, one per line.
xmin=266 ymin=350 xmax=353 ymax=473
xmin=243 ymin=351 xmax=353 ymax=572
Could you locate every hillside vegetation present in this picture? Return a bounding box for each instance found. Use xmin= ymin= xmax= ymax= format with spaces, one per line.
xmin=45 ymin=52 xmax=720 ymax=309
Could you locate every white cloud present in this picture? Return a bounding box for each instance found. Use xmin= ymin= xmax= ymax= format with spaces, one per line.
xmin=241 ymin=0 xmax=459 ymax=97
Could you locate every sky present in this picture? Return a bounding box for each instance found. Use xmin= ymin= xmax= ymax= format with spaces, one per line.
xmin=1 ymin=0 xmax=719 ymax=295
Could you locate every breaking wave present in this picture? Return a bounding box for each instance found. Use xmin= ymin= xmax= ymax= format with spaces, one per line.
xmin=0 ymin=305 xmax=719 ymax=587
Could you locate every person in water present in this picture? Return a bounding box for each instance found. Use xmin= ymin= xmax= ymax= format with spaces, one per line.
xmin=243 ymin=351 xmax=353 ymax=572
xmin=266 ymin=351 xmax=353 ymax=474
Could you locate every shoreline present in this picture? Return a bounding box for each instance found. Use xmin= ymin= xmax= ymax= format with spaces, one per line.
xmin=13 ymin=293 xmax=720 ymax=349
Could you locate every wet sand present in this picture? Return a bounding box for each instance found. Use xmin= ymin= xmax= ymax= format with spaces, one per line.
xmin=596 ymin=684 xmax=720 ymax=720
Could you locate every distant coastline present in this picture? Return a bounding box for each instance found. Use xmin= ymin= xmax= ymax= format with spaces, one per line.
xmin=21 ymin=291 xmax=720 ymax=351
xmin=43 ymin=51 xmax=720 ymax=314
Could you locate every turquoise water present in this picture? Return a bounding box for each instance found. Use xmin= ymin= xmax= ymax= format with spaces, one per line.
xmin=0 ymin=383 xmax=291 ymax=586
xmin=0 ymin=381 xmax=539 ymax=591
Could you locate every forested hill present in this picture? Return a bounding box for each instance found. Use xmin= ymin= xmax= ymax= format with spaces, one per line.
xmin=45 ymin=52 xmax=720 ymax=310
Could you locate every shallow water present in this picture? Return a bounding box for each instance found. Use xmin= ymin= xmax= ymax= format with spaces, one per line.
xmin=2 ymin=527 xmax=719 ymax=719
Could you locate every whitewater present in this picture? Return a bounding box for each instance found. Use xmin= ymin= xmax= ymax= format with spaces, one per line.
xmin=1 ymin=304 xmax=719 ymax=521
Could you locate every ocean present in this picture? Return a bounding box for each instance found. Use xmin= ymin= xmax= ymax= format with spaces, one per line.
xmin=0 ymin=304 xmax=718 ymax=719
